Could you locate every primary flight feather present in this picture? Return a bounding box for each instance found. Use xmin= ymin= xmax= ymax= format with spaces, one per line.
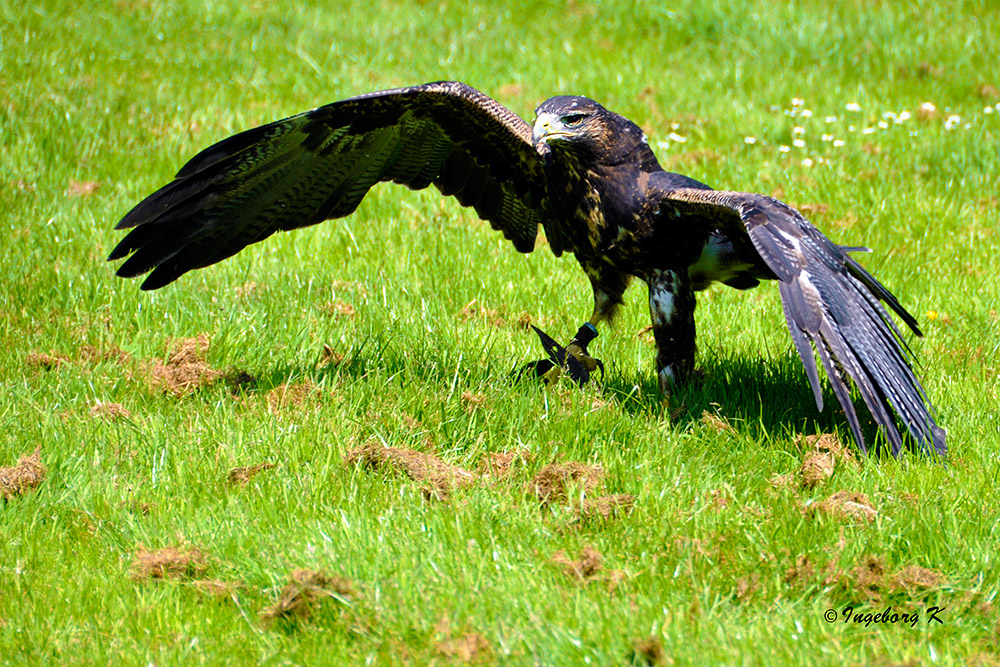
xmin=109 ymin=81 xmax=945 ymax=457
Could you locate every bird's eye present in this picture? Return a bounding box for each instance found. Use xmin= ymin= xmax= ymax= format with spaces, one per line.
xmin=562 ymin=113 xmax=588 ymax=126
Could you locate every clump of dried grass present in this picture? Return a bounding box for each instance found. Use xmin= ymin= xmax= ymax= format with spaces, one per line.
xmin=0 ymin=447 xmax=46 ymax=499
xmin=130 ymin=545 xmax=208 ymax=581
xmin=260 ymin=569 xmax=354 ymax=625
xmin=89 ymin=402 xmax=132 ymax=421
xmin=227 ymin=462 xmax=275 ymax=487
xmin=479 ymin=449 xmax=533 ymax=479
xmin=528 ymin=462 xmax=604 ymax=503
xmin=807 ymin=490 xmax=878 ymax=523
xmin=150 ymin=334 xmax=222 ymax=396
xmin=345 ymin=441 xmax=477 ymax=499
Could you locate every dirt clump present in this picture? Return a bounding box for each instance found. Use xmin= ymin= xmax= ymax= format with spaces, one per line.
xmin=224 ymin=369 xmax=257 ymax=393
xmin=227 ymin=462 xmax=275 ymax=487
xmin=769 ymin=472 xmax=797 ymax=490
xmin=433 ymin=616 xmax=492 ymax=662
xmin=479 ymin=449 xmax=532 ymax=479
xmin=528 ymin=460 xmax=634 ymax=521
xmin=800 ymin=433 xmax=856 ymax=467
xmin=578 ymin=494 xmax=636 ymax=521
xmin=775 ymin=433 xmax=859 ymax=490
xmin=130 ymin=545 xmax=208 ymax=581
xmin=552 ymin=545 xmax=605 ymax=581
xmin=437 ymin=632 xmax=492 ymax=663
xmin=266 ymin=379 xmax=323 ymax=413
xmin=528 ymin=461 xmax=604 ymax=503
xmin=800 ymin=449 xmax=836 ymax=489
xmin=824 ymin=555 xmax=944 ymax=603
xmin=235 ymin=281 xmax=259 ymax=298
xmin=784 ymin=554 xmax=816 ymax=586
xmin=89 ymin=402 xmax=132 ymax=421
xmin=631 ymin=636 xmax=665 ymax=665
xmin=0 ymin=447 xmax=46 ymax=499
xmin=892 ymin=565 xmax=944 ymax=592
xmin=192 ymin=579 xmax=243 ymax=600
xmin=150 ymin=334 xmax=222 ymax=396
xmin=849 ymin=555 xmax=887 ymax=600
xmin=78 ymin=344 xmax=132 ymax=365
xmin=457 ymin=299 xmax=533 ymax=329
xmin=318 ymin=300 xmax=357 ymax=320
xmin=552 ymin=546 xmax=626 ymax=590
xmin=707 ymin=488 xmax=731 ymax=510
xmin=734 ymin=573 xmax=760 ymax=603
xmin=260 ymin=569 xmax=353 ymax=625
xmin=345 ymin=441 xmax=477 ymax=499
xmin=976 ymin=83 xmax=1000 ymax=99
xmin=26 ymin=351 xmax=69 ymax=370
xmin=68 ymin=179 xmax=100 ymax=196
xmin=807 ymin=490 xmax=878 ymax=523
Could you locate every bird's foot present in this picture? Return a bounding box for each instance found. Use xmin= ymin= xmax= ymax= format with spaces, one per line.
xmin=520 ymin=323 xmax=604 ymax=386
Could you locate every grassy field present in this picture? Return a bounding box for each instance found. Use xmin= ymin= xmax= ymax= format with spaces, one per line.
xmin=2 ymin=0 xmax=999 ymax=664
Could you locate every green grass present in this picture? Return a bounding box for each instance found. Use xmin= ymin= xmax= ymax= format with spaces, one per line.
xmin=2 ymin=0 xmax=999 ymax=664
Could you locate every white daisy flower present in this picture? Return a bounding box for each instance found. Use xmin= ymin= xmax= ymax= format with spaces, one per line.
xmin=793 ymin=139 xmax=806 ymax=148
xmin=832 ymin=139 xmax=845 ymax=147
xmin=821 ymin=134 xmax=834 ymax=142
xmin=744 ymin=136 xmax=758 ymax=144
xmin=801 ymin=158 xmax=814 ymax=167
xmin=846 ymin=102 xmax=862 ymax=112
xmin=779 ymin=145 xmax=791 ymax=153
xmin=793 ymin=126 xmax=806 ymax=135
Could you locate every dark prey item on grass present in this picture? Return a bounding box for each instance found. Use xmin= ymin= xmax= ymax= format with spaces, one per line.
xmin=109 ymin=81 xmax=945 ymax=457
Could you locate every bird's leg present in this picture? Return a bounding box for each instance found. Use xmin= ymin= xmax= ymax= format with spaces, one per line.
xmin=647 ymin=270 xmax=696 ymax=394
xmin=526 ymin=266 xmax=628 ymax=385
xmin=561 ymin=285 xmax=618 ymax=372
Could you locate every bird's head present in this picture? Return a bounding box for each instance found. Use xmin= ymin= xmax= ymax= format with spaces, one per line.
xmin=532 ymin=96 xmax=606 ymax=148
xmin=532 ymin=95 xmax=655 ymax=167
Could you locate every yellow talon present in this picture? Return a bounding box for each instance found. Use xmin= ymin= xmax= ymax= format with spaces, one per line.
xmin=566 ymin=343 xmax=599 ymax=373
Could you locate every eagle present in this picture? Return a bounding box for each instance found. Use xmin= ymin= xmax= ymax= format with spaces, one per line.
xmin=108 ymin=81 xmax=946 ymax=457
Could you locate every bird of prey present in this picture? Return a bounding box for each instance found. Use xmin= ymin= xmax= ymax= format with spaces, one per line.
xmin=109 ymin=81 xmax=945 ymax=457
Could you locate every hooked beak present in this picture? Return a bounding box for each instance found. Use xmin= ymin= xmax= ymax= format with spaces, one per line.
xmin=532 ymin=112 xmax=571 ymax=145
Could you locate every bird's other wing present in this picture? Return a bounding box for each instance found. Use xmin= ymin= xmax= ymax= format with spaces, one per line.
xmin=109 ymin=81 xmax=549 ymax=289
xmin=653 ymin=184 xmax=945 ymax=457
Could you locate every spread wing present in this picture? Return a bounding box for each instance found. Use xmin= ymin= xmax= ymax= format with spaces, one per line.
xmin=109 ymin=81 xmax=550 ymax=289
xmin=655 ymin=186 xmax=945 ymax=457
